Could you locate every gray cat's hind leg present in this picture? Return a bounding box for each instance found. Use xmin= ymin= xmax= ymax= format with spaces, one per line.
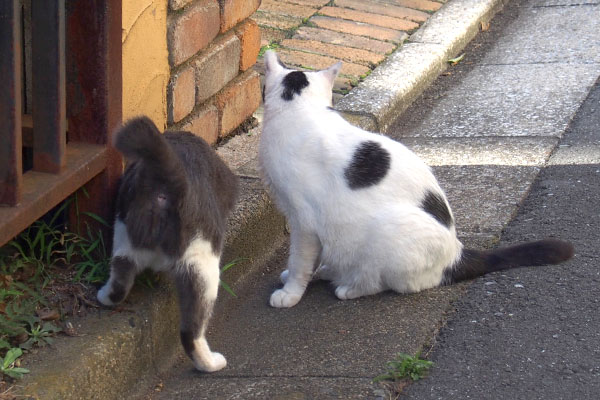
xmin=175 ymin=238 xmax=226 ymax=372
xmin=98 ymin=220 xmax=140 ymax=306
xmin=97 ymin=256 xmax=138 ymax=306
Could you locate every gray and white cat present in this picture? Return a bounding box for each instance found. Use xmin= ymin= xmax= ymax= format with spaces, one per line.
xmin=259 ymin=50 xmax=574 ymax=308
xmin=97 ymin=117 xmax=238 ymax=372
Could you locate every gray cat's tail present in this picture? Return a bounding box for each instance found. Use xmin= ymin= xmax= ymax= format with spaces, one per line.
xmin=114 ymin=116 xmax=186 ymax=193
xmin=443 ymin=239 xmax=574 ymax=284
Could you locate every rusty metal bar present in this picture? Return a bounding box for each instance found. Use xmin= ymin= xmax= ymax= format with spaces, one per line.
xmin=0 ymin=144 xmax=107 ymax=246
xmin=0 ymin=0 xmax=23 ymax=206
xmin=32 ymin=0 xmax=66 ymax=174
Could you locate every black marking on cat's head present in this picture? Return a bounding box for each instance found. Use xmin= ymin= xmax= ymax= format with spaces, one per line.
xmin=421 ymin=190 xmax=453 ymax=228
xmin=344 ymin=141 xmax=391 ymax=190
xmin=281 ymin=71 xmax=309 ymax=101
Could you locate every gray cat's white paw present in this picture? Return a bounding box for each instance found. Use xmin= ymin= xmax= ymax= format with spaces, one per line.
xmin=280 ymin=269 xmax=289 ymax=284
xmin=97 ymin=285 xmax=114 ymax=306
xmin=270 ymin=288 xmax=301 ymax=308
xmin=194 ymin=352 xmax=227 ymax=373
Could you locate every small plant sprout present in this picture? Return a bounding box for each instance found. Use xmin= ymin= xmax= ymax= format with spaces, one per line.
xmin=373 ymin=352 xmax=434 ymax=383
xmin=20 ymin=316 xmax=62 ymax=350
xmin=0 ymin=348 xmax=29 ymax=379
xmin=219 ymin=258 xmax=248 ymax=297
xmin=447 ymin=53 xmax=465 ymax=65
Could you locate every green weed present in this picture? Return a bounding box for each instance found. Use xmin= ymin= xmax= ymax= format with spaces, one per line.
xmin=219 ymin=258 xmax=247 ymax=298
xmin=0 ymin=187 xmax=110 ymax=353
xmin=19 ymin=316 xmax=61 ymax=350
xmin=259 ymin=42 xmax=281 ymax=57
xmin=0 ymin=348 xmax=29 ymax=380
xmin=373 ymin=352 xmax=434 ymax=383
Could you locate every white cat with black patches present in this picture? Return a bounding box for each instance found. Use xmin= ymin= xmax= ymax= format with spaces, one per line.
xmin=97 ymin=117 xmax=238 ymax=372
xmin=259 ymin=50 xmax=574 ymax=308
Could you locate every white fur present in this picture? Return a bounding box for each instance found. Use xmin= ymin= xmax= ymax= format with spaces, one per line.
xmin=179 ymin=236 xmax=221 ymax=303
xmin=260 ymin=51 xmax=463 ymax=308
xmin=97 ymin=221 xmax=226 ymax=372
xmin=178 ymin=237 xmax=224 ymax=372
xmin=97 ymin=220 xmax=175 ymax=306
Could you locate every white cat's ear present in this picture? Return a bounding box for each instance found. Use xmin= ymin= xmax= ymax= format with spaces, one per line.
xmin=322 ymin=61 xmax=342 ymax=85
xmin=264 ymin=50 xmax=285 ymax=75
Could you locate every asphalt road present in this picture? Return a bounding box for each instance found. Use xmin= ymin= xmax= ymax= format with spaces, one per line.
xmin=404 ymin=76 xmax=600 ymax=400
xmin=400 ymin=18 xmax=600 ymax=400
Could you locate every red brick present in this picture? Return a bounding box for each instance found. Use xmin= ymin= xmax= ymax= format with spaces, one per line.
xmin=319 ymin=6 xmax=419 ymax=31
xmin=169 ymin=0 xmax=193 ymax=10
xmin=168 ymin=66 xmax=195 ymax=124
xmin=168 ymin=0 xmax=220 ymax=66
xmin=220 ymin=0 xmax=261 ymax=33
xmin=182 ymin=104 xmax=220 ymax=145
xmin=311 ymin=16 xmax=408 ymax=43
xmin=281 ymin=39 xmax=384 ymax=66
xmin=391 ymin=0 xmax=442 ymax=12
xmin=215 ymin=70 xmax=261 ymax=138
xmin=277 ymin=48 xmax=371 ymax=78
xmin=335 ymin=0 xmax=430 ymax=23
xmin=294 ymin=26 xmax=396 ymax=54
xmin=194 ymin=32 xmax=241 ymax=103
xmin=235 ymin=19 xmax=261 ymax=71
xmin=259 ymin=0 xmax=318 ymax=19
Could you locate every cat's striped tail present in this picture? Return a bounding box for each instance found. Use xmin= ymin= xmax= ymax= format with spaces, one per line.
xmin=443 ymin=238 xmax=574 ymax=284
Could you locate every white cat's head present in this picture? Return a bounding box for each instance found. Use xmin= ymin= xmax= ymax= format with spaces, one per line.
xmin=262 ymin=50 xmax=342 ymax=109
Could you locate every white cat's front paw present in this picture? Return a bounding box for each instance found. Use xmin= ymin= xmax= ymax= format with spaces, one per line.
xmin=97 ymin=284 xmax=114 ymax=306
xmin=335 ymin=285 xmax=357 ymax=300
xmin=270 ymin=288 xmax=302 ymax=308
xmin=195 ymin=352 xmax=227 ymax=373
xmin=280 ymin=269 xmax=289 ymax=284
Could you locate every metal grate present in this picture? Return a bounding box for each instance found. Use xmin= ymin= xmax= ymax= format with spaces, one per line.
xmin=0 ymin=0 xmax=122 ymax=247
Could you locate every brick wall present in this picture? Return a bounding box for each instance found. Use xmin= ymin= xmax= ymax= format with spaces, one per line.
xmin=167 ymin=0 xmax=262 ymax=144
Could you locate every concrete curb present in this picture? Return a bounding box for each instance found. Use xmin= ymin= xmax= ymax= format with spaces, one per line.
xmin=17 ymin=0 xmax=508 ymax=398
xmin=337 ymin=0 xmax=509 ymax=132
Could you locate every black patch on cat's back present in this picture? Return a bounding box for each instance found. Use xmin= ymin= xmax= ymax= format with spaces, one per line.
xmin=421 ymin=190 xmax=453 ymax=228
xmin=281 ymin=71 xmax=309 ymax=101
xmin=344 ymin=141 xmax=391 ymax=189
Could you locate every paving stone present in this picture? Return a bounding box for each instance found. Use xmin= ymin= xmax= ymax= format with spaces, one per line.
xmin=319 ymin=6 xmax=419 ymax=31
xmin=376 ymin=0 xmax=443 ymax=12
xmin=259 ymin=27 xmax=289 ymax=47
xmin=336 ymin=0 xmax=430 ymax=22
xmin=253 ymin=10 xmax=304 ymax=30
xmin=280 ymin=0 xmax=330 ymax=6
xmin=259 ymin=0 xmax=319 ymax=19
xmin=278 ymin=48 xmax=371 ymax=77
xmin=311 ymin=15 xmax=409 ymax=43
xmin=294 ymin=26 xmax=397 ymax=54
xmin=281 ymin=39 xmax=385 ymax=66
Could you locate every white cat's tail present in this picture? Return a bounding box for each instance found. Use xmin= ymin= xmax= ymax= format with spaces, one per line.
xmin=443 ymin=239 xmax=574 ymax=284
xmin=114 ymin=116 xmax=186 ymax=194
